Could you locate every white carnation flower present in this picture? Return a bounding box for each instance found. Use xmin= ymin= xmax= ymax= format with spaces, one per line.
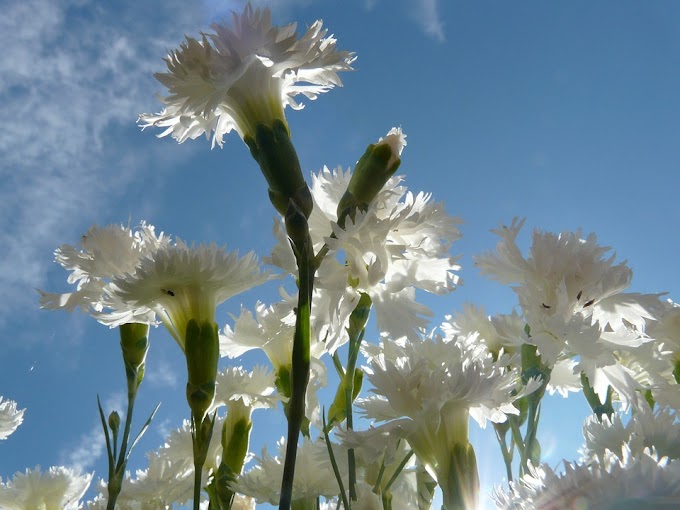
xmin=475 ymin=218 xmax=663 ymax=393
xmin=358 ymin=333 xmax=540 ymax=486
xmin=116 ymin=454 xmax=194 ymax=509
xmin=581 ymin=406 xmax=680 ymax=464
xmin=0 ymin=397 xmax=25 ymax=441
xmin=39 ymin=222 xmax=168 ymax=325
xmin=110 ymin=240 xmax=270 ymax=349
xmin=211 ymin=365 xmax=282 ymax=412
xmin=232 ymin=437 xmax=346 ymax=505
xmin=140 ymin=3 xmax=355 ymax=147
xmin=495 ymin=448 xmax=680 ymax=509
xmin=154 ymin=416 xmax=225 ymax=475
xmin=219 ymin=298 xmax=328 ymax=428
xmin=0 ymin=466 xmax=92 ymax=510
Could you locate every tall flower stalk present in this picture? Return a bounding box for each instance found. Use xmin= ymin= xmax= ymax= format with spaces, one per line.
xmin=98 ymin=323 xmax=160 ymax=510
xmin=110 ymin=241 xmax=269 ymax=509
xmin=140 ymin=5 xmax=353 ymax=508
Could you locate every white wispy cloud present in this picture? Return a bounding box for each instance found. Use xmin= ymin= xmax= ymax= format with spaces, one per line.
xmin=410 ymin=0 xmax=446 ymax=42
xmin=0 ymin=0 xmax=204 ymax=325
xmin=363 ymin=0 xmax=446 ymax=42
xmin=145 ymin=358 xmax=179 ymax=389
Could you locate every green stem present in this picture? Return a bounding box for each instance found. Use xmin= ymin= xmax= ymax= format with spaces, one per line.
xmin=492 ymin=423 xmax=514 ymax=484
xmin=580 ymin=372 xmax=615 ymax=421
xmin=322 ymin=411 xmax=349 ymax=510
xmin=106 ymin=368 xmax=140 ymax=510
xmin=191 ymin=413 xmax=216 ymax=510
xmin=383 ymin=450 xmax=414 ymax=494
xmin=194 ymin=463 xmax=203 ymax=510
xmin=508 ymin=416 xmax=524 ymax=459
xmin=280 ymin=225 xmax=314 ymax=510
xmin=344 ymin=331 xmax=363 ymax=501
xmin=519 ymin=399 xmax=540 ymax=477
xmin=115 ymin=391 xmax=137 ymax=474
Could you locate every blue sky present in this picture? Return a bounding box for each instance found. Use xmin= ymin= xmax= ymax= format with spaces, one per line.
xmin=1 ymin=0 xmax=679 ymax=508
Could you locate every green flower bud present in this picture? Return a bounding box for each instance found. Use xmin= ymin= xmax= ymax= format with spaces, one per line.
xmin=221 ymin=414 xmax=252 ymax=475
xmin=108 ymin=411 xmax=120 ymax=436
xmin=244 ymin=119 xmax=312 ymax=218
xmin=185 ymin=319 xmax=219 ymax=421
xmin=327 ymin=368 xmax=364 ymax=427
xmin=347 ymin=293 xmax=372 ymax=339
xmin=119 ymin=323 xmax=150 ymax=372
xmin=337 ymin=128 xmax=406 ymax=223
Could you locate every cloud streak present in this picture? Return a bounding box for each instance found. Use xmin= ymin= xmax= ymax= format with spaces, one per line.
xmin=411 ymin=0 xmax=446 ymax=42
xmin=0 ymin=0 xmax=204 ymax=325
xmin=363 ymin=0 xmax=445 ymax=42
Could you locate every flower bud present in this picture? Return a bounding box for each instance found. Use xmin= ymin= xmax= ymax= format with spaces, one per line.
xmin=348 ymin=293 xmax=372 ymax=339
xmin=337 ymin=128 xmax=406 ymax=222
xmin=221 ymin=409 xmax=252 ymax=476
xmin=119 ymin=323 xmax=150 ymax=372
xmin=108 ymin=411 xmax=120 ymax=436
xmin=185 ymin=319 xmax=219 ymax=421
xmin=327 ymin=368 xmax=363 ymax=427
xmin=245 ymin=119 xmax=312 ymax=218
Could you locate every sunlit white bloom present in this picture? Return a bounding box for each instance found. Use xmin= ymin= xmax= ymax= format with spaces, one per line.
xmin=475 ymin=218 xmax=661 ymax=382
xmin=643 ymin=299 xmax=680 ymax=394
xmin=219 ymin=296 xmax=329 ymax=422
xmin=374 ymin=126 xmax=407 ymax=170
xmin=153 ymin=416 xmax=225 ymax=475
xmin=140 ymin=3 xmax=355 ymax=147
xmin=339 ymin=428 xmax=419 ymax=509
xmin=39 ymin=222 xmax=168 ymax=325
xmin=358 ymin=333 xmax=540 ymax=485
xmin=443 ymin=304 xmax=526 ymax=357
xmin=0 ymin=397 xmax=25 ymax=440
xmin=544 ymin=358 xmax=581 ymax=397
xmin=211 ymin=365 xmax=282 ymax=412
xmin=495 ymin=448 xmax=680 ymax=509
xmin=581 ymin=406 xmax=680 ymax=464
xmin=118 ymin=454 xmax=194 ymax=509
xmin=351 ymin=482 xmax=384 ymax=510
xmin=113 ymin=417 xmax=226 ymax=508
xmin=0 ymin=466 xmax=92 ymax=510
xmin=648 ymin=299 xmax=680 ymax=354
xmin=587 ymin=334 xmax=679 ymax=411
xmin=111 ymin=240 xmax=270 ymax=348
xmin=229 ymin=493 xmax=256 ymax=510
xmin=269 ymin=165 xmax=461 ymax=348
xmin=233 ymin=437 xmax=346 ymax=505
xmin=338 ymin=424 xmax=405 ymax=467
xmin=220 ymin=297 xmax=326 ymax=369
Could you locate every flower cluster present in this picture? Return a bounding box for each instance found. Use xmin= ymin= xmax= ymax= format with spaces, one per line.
xmin=14 ymin=3 xmax=680 ymax=510
xmin=269 ymin=163 xmax=462 ymax=351
xmin=494 ymin=449 xmax=680 ymax=510
xmin=357 ymin=332 xmax=540 ymax=491
xmin=474 ymin=218 xmax=670 ymax=407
